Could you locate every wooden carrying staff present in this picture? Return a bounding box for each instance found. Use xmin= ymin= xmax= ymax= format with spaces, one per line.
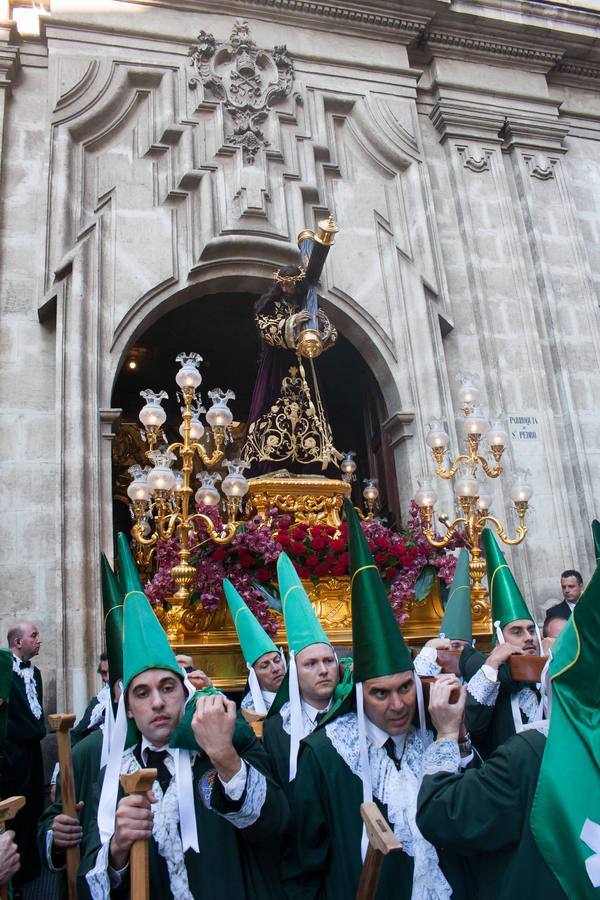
xmin=509 ymin=655 xmax=548 ymax=683
xmin=241 ymin=707 xmax=267 ymax=740
xmin=355 ymin=802 xmax=402 ymax=900
xmin=120 ymin=769 xmax=157 ymax=900
xmin=0 ymin=796 xmax=25 ymax=900
xmin=48 ymin=713 xmax=79 ymax=900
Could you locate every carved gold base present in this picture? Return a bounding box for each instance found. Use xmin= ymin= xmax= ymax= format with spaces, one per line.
xmin=160 ymin=576 xmax=492 ymax=691
xmin=246 ymin=474 xmax=351 ymax=527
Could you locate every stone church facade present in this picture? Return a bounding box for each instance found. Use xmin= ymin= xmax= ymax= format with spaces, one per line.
xmin=1 ymin=0 xmax=598 ymax=712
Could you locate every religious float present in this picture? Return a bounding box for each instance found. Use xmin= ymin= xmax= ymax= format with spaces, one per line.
xmin=113 ymin=216 xmax=535 ymax=689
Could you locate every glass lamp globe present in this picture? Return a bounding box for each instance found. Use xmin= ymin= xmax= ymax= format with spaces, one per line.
xmin=126 ymin=465 xmax=150 ymax=502
xmin=175 ymin=352 xmax=203 ymax=389
xmin=206 ymin=389 xmax=235 ymax=429
xmin=139 ymin=390 xmax=168 ymax=428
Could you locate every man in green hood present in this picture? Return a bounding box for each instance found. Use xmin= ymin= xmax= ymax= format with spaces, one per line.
xmin=464 ymin=529 xmax=546 ymax=757
xmin=72 ymin=538 xmax=289 ymax=899
xmin=262 ymin=553 xmax=341 ymax=795
xmin=283 ymin=500 xmax=473 ymax=899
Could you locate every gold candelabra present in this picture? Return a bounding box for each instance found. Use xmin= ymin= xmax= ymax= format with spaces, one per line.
xmin=127 ymin=353 xmax=249 ymax=613
xmin=415 ymin=376 xmax=533 ymax=602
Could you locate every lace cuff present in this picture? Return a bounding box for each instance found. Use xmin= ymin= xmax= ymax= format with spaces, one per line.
xmin=414 ymin=648 xmax=442 ymax=677
xmin=467 ymin=667 xmax=500 ymax=707
xmin=422 ymin=738 xmax=461 ymax=776
xmin=215 ymin=764 xmax=267 ymax=830
xmin=85 ymin=842 xmax=111 ymax=900
xmin=220 ymin=760 xmax=248 ymax=801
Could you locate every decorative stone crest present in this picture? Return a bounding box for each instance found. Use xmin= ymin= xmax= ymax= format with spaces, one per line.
xmin=525 ymin=153 xmax=554 ymax=180
xmin=459 ymin=143 xmax=490 ymax=173
xmin=189 ymin=19 xmax=294 ymax=163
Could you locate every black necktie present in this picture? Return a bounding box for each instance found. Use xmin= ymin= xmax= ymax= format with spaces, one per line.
xmin=384 ymin=737 xmax=401 ymax=770
xmin=145 ymin=749 xmax=172 ymax=793
xmin=19 ymin=660 xmax=31 ymax=669
xmin=314 ymin=711 xmax=326 ymax=725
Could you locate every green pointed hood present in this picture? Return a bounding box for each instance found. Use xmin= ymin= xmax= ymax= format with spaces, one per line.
xmin=117 ymin=532 xmax=144 ymax=594
xmin=481 ymin=528 xmax=533 ymax=629
xmin=223 ymin=579 xmax=279 ymax=667
xmin=440 ymin=549 xmax=472 ymax=642
xmin=100 ymin=553 xmax=124 ymax=690
xmin=277 ymin=552 xmax=330 ymax=655
xmin=592 ymin=520 xmax=600 ymax=567
xmin=122 ymin=590 xmax=181 ymax=693
xmin=530 ymin=552 xmax=600 ymax=898
xmin=344 ymin=498 xmax=412 ymax=682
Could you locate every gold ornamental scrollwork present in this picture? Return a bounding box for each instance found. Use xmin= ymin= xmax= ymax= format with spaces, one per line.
xmin=247 ymin=475 xmax=351 ymax=527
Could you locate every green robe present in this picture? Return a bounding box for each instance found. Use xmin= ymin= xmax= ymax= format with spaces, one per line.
xmin=283 ymin=719 xmax=470 ymax=900
xmin=416 ymin=729 xmax=567 ymax=900
xmin=0 ymin=663 xmax=46 ymax=886
xmin=71 ymin=696 xmax=103 ymax=747
xmin=38 ymin=728 xmax=104 ymax=879
xmin=262 ymin=709 xmax=293 ymax=799
xmin=78 ymin=721 xmax=289 ymax=899
xmin=464 ymin=657 xmax=540 ymax=758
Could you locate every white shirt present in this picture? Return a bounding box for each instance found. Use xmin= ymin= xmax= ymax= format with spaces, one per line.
xmin=301 ymin=698 xmax=332 ymax=728
xmin=364 ymin=715 xmax=407 ymax=754
xmin=140 ymin=736 xmax=246 ymax=798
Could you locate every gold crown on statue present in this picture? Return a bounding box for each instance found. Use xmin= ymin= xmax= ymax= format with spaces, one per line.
xmin=273 ymin=267 xmax=306 ymax=285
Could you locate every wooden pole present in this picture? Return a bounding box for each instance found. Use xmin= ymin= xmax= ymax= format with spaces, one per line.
xmin=241 ymin=707 xmax=266 ymax=739
xmin=48 ymin=713 xmax=79 ymax=900
xmin=355 ymin=802 xmax=401 ymax=900
xmin=0 ymin=796 xmax=26 ymax=900
xmin=120 ymin=769 xmax=157 ymax=900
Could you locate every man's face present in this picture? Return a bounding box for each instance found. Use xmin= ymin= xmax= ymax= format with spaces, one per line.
xmin=502 ymin=619 xmax=538 ymax=654
xmin=561 ymin=576 xmax=582 ymax=604
xmin=545 ymin=617 xmax=568 ymax=640
xmin=253 ymin=651 xmax=285 ymax=693
xmin=99 ymin=660 xmax=109 ymax=684
xmin=296 ymin=643 xmax=339 ymax=709
xmin=363 ymin=672 xmax=417 ymax=736
xmin=15 ymin=624 xmax=42 ymax=661
xmin=126 ymin=669 xmax=185 ymax=747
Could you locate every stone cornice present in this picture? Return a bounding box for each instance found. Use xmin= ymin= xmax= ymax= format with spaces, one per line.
xmin=551 ymin=58 xmax=600 ymax=82
xmin=417 ymin=29 xmax=564 ymax=72
xmin=0 ymin=42 xmax=19 ymax=90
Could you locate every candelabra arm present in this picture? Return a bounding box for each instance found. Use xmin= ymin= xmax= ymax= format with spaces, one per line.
xmin=477 ymin=456 xmax=503 ymax=479
xmin=156 ymin=511 xmax=180 ymax=542
xmin=479 ymin=513 xmax=528 ymax=546
xmin=165 ymin=440 xmax=183 ymax=456
xmin=189 ymin=512 xmax=238 ymax=545
xmin=435 ymin=454 xmax=470 ymax=480
xmin=422 ymin=515 xmax=466 ymax=549
xmin=191 ymin=442 xmax=225 ymax=468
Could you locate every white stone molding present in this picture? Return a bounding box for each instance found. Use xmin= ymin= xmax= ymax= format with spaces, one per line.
xmin=524 ymin=153 xmax=554 ymax=181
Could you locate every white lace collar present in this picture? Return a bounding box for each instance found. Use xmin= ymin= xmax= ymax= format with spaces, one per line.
xmin=364 ymin=715 xmax=407 ymax=753
xmin=325 ymin=713 xmax=452 ymax=900
xmin=12 ymin=654 xmax=42 ymax=719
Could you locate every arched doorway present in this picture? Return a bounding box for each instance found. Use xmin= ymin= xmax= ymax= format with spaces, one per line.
xmin=110 ymin=289 xmax=401 ymax=542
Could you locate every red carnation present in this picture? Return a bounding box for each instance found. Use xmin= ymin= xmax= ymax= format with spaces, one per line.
xmin=331 ymin=561 xmax=347 ymax=576
xmin=255 ymin=567 xmax=271 ymax=582
xmin=374 ymin=536 xmax=389 ymax=549
xmin=291 ymin=541 xmax=306 ymax=556
xmin=311 ymin=536 xmax=327 ymax=551
xmin=330 ymin=538 xmax=346 ymax=553
xmin=276 ymin=532 xmax=291 ymax=547
xmin=315 ymin=562 xmax=330 ymax=578
xmin=238 ymin=553 xmax=255 ymax=569
xmin=305 ymin=555 xmax=319 ymax=568
xmin=374 ymin=551 xmax=388 ymax=565
xmin=385 ymin=567 xmax=399 ymax=581
xmin=310 ymin=525 xmax=325 ymax=538
xmin=298 ymin=566 xmax=310 ymax=579
xmin=212 ymin=548 xmax=227 ymax=562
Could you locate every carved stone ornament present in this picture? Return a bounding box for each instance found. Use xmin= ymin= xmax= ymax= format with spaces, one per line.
xmin=459 ymin=143 xmax=490 ymax=173
xmin=525 ymin=153 xmax=554 ymax=180
xmin=189 ymin=18 xmax=294 ymax=163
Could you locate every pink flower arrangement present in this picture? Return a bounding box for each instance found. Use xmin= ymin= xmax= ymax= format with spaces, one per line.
xmin=144 ymin=500 xmax=462 ymax=634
